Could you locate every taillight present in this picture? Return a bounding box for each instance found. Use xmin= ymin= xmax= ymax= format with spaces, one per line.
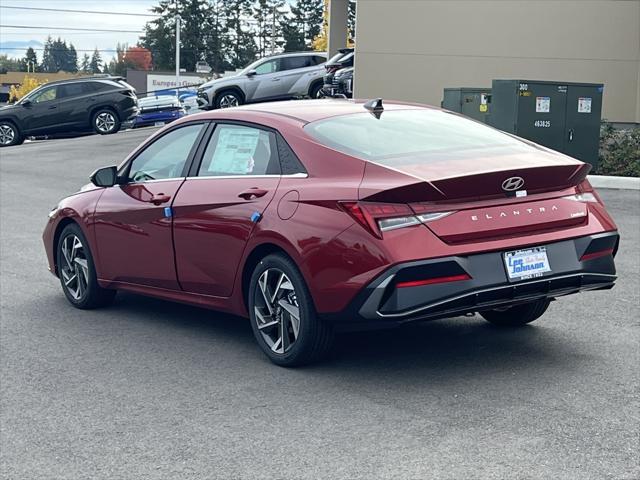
xmin=339 ymin=202 xmax=453 ymax=238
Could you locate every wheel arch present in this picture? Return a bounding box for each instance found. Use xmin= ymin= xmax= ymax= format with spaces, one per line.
xmin=90 ymin=105 xmax=120 ymax=123
xmin=308 ymin=79 xmax=323 ymax=97
xmin=52 ymin=217 xmax=81 ymax=276
xmin=0 ymin=116 xmax=23 ymax=133
xmin=239 ymin=239 xmax=313 ymax=314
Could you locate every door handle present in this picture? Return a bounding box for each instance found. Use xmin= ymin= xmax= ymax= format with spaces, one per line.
xmin=48 ymin=105 xmax=57 ymax=110
xmin=272 ymin=78 xmax=281 ymax=82
xmin=238 ymin=188 xmax=268 ymax=200
xmin=568 ymin=129 xmax=574 ymax=142
xmin=149 ymin=193 xmax=171 ymax=205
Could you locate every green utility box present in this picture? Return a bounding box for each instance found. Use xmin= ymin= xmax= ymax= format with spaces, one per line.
xmin=487 ymin=79 xmax=603 ymax=167
xmin=442 ymin=87 xmax=492 ymax=123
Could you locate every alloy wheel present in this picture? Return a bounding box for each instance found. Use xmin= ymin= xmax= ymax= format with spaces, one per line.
xmin=60 ymin=235 xmax=89 ymax=301
xmin=95 ymin=112 xmax=116 ymax=133
xmin=218 ymin=94 xmax=239 ymax=108
xmin=254 ymin=268 xmax=301 ymax=354
xmin=0 ymin=125 xmax=15 ymax=145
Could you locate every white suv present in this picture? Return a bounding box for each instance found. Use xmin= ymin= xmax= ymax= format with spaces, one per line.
xmin=197 ymin=52 xmax=327 ymax=109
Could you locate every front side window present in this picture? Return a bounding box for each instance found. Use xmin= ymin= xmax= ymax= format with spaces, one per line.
xmin=198 ymin=124 xmax=279 ymax=177
xmin=128 ymin=124 xmax=204 ymax=182
xmin=31 ymin=86 xmax=57 ymax=103
xmin=254 ymin=59 xmax=279 ymax=75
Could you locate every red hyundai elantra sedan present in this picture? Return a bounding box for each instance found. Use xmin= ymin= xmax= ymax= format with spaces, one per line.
xmin=43 ymin=99 xmax=618 ymax=366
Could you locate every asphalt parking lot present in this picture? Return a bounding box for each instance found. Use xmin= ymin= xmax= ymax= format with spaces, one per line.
xmin=1 ymin=130 xmax=638 ymax=479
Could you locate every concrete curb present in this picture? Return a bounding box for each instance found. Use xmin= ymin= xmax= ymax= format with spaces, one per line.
xmin=587 ymin=175 xmax=640 ymax=190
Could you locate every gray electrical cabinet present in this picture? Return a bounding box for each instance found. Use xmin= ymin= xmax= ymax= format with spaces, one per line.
xmin=442 ymin=87 xmax=492 ymax=123
xmin=487 ymin=79 xmax=603 ymax=167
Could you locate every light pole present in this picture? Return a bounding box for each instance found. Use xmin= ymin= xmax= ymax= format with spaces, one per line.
xmin=175 ymin=14 xmax=181 ymax=97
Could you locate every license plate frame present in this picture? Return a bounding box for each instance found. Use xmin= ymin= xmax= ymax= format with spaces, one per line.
xmin=503 ymin=246 xmax=552 ymax=281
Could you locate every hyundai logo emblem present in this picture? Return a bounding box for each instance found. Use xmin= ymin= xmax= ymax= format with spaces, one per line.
xmin=501 ymin=176 xmax=525 ymax=192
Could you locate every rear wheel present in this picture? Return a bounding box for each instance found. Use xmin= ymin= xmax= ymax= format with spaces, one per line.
xmin=56 ymin=223 xmax=116 ymax=309
xmin=92 ymin=109 xmax=120 ymax=135
xmin=0 ymin=121 xmax=23 ymax=147
xmin=248 ymin=254 xmax=333 ymax=367
xmin=480 ymin=299 xmax=551 ymax=327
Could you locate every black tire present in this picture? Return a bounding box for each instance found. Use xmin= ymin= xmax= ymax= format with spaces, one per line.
xmin=480 ymin=299 xmax=551 ymax=327
xmin=214 ymin=89 xmax=243 ymax=109
xmin=0 ymin=121 xmax=23 ymax=147
xmin=248 ymin=253 xmax=334 ymax=367
xmin=309 ymin=82 xmax=324 ymax=99
xmin=92 ymin=108 xmax=121 ymax=135
xmin=56 ymin=223 xmax=116 ymax=309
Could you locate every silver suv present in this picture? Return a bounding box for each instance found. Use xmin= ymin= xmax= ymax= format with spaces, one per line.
xmin=197 ymin=51 xmax=327 ymax=109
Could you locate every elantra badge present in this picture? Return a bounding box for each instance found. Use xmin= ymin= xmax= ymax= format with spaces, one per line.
xmin=502 ymin=176 xmax=525 ymax=192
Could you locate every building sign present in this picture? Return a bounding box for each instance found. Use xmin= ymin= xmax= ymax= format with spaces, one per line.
xmin=146 ymin=74 xmax=207 ymax=93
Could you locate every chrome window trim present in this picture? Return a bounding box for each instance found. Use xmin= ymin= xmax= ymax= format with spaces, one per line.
xmin=185 ymin=173 xmax=308 ymax=180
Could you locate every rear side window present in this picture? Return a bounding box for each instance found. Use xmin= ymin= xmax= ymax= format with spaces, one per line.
xmin=198 ymin=124 xmax=279 ymax=176
xmin=281 ymin=56 xmax=312 ymax=71
xmin=58 ymin=83 xmax=91 ymax=98
xmin=90 ymin=81 xmax=117 ymax=92
xmin=304 ymin=109 xmax=534 ymax=164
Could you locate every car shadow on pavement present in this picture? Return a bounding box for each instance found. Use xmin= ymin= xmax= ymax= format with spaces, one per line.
xmin=98 ymin=292 xmax=574 ymax=381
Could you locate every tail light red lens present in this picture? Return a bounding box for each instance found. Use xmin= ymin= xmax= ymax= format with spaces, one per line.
xmin=396 ymin=273 xmax=471 ymax=288
xmin=580 ymin=248 xmax=614 ymax=262
xmin=339 ymin=202 xmax=453 ymax=238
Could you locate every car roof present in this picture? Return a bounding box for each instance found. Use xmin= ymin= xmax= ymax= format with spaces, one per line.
xmin=261 ymin=51 xmax=327 ymax=59
xmin=191 ymin=99 xmax=435 ymax=124
xmin=44 ymin=76 xmax=124 ymax=86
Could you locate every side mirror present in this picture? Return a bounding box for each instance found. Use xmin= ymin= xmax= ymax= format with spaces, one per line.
xmin=246 ymin=69 xmax=257 ymax=77
xmin=90 ymin=165 xmax=118 ymax=187
xmin=21 ymin=99 xmax=32 ymax=107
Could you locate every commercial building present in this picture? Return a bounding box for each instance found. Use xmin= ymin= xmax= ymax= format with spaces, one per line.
xmin=327 ymin=0 xmax=640 ymax=124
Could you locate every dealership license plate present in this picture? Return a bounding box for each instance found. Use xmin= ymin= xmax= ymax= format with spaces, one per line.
xmin=154 ymin=121 xmax=166 ymax=127
xmin=504 ymin=247 xmax=551 ymax=281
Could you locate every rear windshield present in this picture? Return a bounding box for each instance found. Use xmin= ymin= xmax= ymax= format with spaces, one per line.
xmin=304 ymin=109 xmax=533 ymax=165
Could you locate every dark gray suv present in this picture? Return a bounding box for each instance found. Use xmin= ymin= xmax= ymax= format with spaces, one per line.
xmin=197 ymin=52 xmax=327 ymax=109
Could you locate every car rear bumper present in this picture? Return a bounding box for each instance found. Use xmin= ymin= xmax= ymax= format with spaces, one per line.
xmin=328 ymin=232 xmax=618 ymax=327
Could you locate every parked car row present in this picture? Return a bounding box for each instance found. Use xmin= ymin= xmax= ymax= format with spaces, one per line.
xmin=322 ymin=48 xmax=354 ymax=98
xmin=0 ymin=50 xmax=354 ymax=147
xmin=0 ymin=76 xmax=138 ymax=147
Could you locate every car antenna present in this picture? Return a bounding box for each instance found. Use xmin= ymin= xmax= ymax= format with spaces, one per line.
xmin=363 ymin=98 xmax=384 ymax=119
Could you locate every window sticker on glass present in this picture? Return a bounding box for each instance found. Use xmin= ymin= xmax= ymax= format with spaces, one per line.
xmin=211 ymin=127 xmax=260 ymax=174
xmin=578 ymin=97 xmax=592 ymax=113
xmin=535 ymin=96 xmax=550 ymax=113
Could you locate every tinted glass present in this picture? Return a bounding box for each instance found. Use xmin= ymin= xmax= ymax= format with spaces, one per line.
xmin=59 ymin=83 xmax=89 ymax=98
xmin=31 ymin=86 xmax=57 ymax=103
xmin=90 ymin=81 xmax=116 ymax=92
xmin=198 ymin=125 xmax=279 ymax=176
xmin=304 ymin=110 xmax=533 ymax=164
xmin=254 ymin=59 xmax=279 ymax=74
xmin=282 ymin=56 xmax=312 ymax=70
xmin=129 ymin=124 xmax=204 ymax=182
xmin=313 ymin=56 xmax=326 ymax=65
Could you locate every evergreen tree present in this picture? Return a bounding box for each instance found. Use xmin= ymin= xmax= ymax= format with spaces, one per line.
xmin=203 ymin=0 xmax=230 ymax=73
xmin=41 ymin=37 xmax=57 ymax=72
xmin=223 ymin=0 xmax=257 ymax=69
xmin=290 ymin=0 xmax=323 ymax=49
xmin=253 ymin=0 xmax=286 ymax=56
xmin=80 ymin=53 xmax=91 ymax=73
xmin=348 ymin=0 xmax=356 ymax=43
xmin=89 ymin=48 xmax=102 ymax=73
xmin=23 ymin=47 xmax=38 ymax=72
xmin=66 ymin=43 xmax=78 ymax=72
xmin=281 ymin=22 xmax=306 ymax=52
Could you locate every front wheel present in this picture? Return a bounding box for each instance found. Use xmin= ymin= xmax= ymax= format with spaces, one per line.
xmin=248 ymin=254 xmax=334 ymax=367
xmin=0 ymin=121 xmax=23 ymax=147
xmin=56 ymin=223 xmax=116 ymax=309
xmin=480 ymin=299 xmax=551 ymax=327
xmin=92 ymin=109 xmax=120 ymax=135
xmin=215 ymin=90 xmax=243 ymax=109
xmin=309 ymin=82 xmax=324 ymax=99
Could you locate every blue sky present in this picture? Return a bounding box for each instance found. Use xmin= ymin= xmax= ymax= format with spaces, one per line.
xmin=1 ymin=0 xmax=170 ymax=62
xmin=0 ymin=0 xmax=298 ymax=62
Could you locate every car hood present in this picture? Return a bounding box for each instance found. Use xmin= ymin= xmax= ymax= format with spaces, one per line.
xmin=0 ymin=103 xmax=20 ymax=113
xmin=200 ymin=75 xmax=243 ymax=90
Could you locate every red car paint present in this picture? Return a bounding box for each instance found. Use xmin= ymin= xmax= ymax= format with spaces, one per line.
xmin=43 ymin=99 xmax=618 ymax=320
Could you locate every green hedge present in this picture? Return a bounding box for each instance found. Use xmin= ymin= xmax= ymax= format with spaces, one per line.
xmin=595 ymin=122 xmax=640 ymax=177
